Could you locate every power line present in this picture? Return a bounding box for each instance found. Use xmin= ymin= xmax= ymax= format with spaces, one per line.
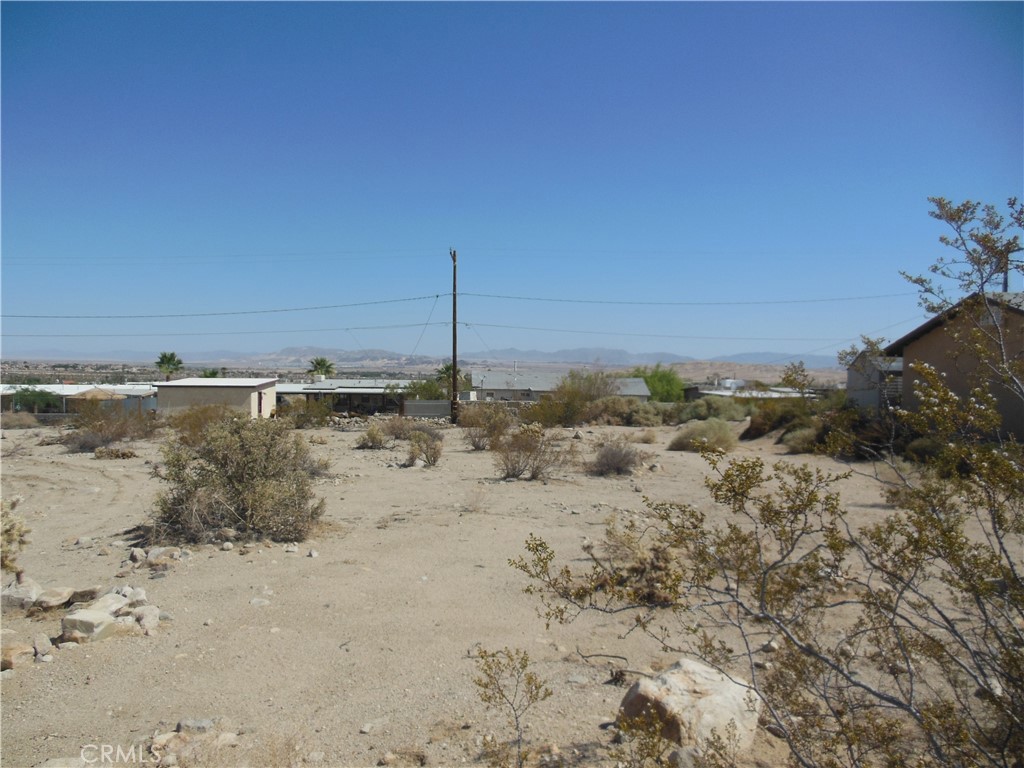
xmin=466 ymin=322 xmax=848 ymax=343
xmin=1 ymin=322 xmax=449 ymax=338
xmin=462 ymin=292 xmax=917 ymax=306
xmin=3 ymin=295 xmax=442 ymax=320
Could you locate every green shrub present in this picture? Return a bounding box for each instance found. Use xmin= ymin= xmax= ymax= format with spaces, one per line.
xmin=589 ymin=440 xmax=641 ymax=476
xmin=522 ymin=370 xmax=617 ymax=427
xmin=494 ymin=424 xmax=565 ymax=480
xmin=668 ymin=418 xmax=737 ymax=452
xmin=152 ymin=418 xmax=326 ymax=543
xmin=904 ymin=435 xmax=944 ymax=463
xmin=278 ymin=398 xmax=332 ymax=429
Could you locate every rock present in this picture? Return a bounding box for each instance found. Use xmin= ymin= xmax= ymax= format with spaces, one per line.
xmin=377 ymin=752 xmax=397 ymax=765
xmin=221 ymin=542 xmax=234 ymax=551
xmin=57 ymin=642 xmax=80 ymax=651
xmin=1 ymin=641 xmax=35 ymax=670
xmin=86 ymin=593 xmax=130 ymax=615
xmin=307 ymin=549 xmax=319 ymax=558
xmin=764 ymin=723 xmax=787 ymax=739
xmin=69 ymin=585 xmax=103 ymax=603
xmin=217 ymin=527 xmax=238 ymax=541
xmin=34 ymin=587 xmax=76 ymax=610
xmin=359 ymin=723 xmax=374 ymax=734
xmin=33 ymin=632 xmax=53 ymax=657
xmin=151 ymin=731 xmax=189 ymax=753
xmin=2 ymin=574 xmax=42 ymax=611
xmin=61 ymin=609 xmax=118 ymax=644
xmin=0 ymin=669 xmax=14 ymax=680
xmin=761 ymin=640 xmax=780 ymax=653
xmin=133 ymin=605 xmax=162 ymax=631
xmin=147 ymin=547 xmax=182 ymax=566
xmin=75 ymin=537 xmax=94 ymax=549
xmin=177 ymin=718 xmax=215 ymax=734
xmin=618 ymin=658 xmax=761 ymax=751
xmin=35 ymin=654 xmax=54 ymax=663
xmin=283 ymin=544 xmax=299 ymax=554
xmin=130 ymin=548 xmax=147 ymax=563
xmin=249 ymin=598 xmax=270 ymax=608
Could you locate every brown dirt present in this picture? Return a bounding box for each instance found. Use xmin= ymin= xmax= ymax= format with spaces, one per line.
xmin=0 ymin=420 xmax=889 ymax=768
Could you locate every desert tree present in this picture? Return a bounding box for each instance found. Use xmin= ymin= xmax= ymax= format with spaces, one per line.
xmin=512 ymin=198 xmax=1023 ymax=767
xmin=156 ymin=351 xmax=184 ymax=381
xmin=307 ymin=356 xmax=336 ymax=378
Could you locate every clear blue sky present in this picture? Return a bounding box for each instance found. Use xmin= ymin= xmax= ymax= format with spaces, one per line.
xmin=2 ymin=2 xmax=1021 ymax=364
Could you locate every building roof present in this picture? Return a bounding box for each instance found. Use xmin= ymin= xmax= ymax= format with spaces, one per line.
xmin=470 ymin=370 xmax=651 ymax=397
xmin=303 ymin=378 xmax=414 ymax=393
xmin=885 ymin=292 xmax=1024 ymax=355
xmin=156 ymin=378 xmax=277 ymax=388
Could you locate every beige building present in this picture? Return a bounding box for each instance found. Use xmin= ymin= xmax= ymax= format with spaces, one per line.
xmin=156 ymin=378 xmax=277 ymax=418
xmin=885 ymin=292 xmax=1023 ymax=437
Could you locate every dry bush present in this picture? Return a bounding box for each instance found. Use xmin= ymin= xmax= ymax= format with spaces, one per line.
xmin=1 ymin=412 xmax=39 ymax=429
xmin=277 ymin=398 xmax=333 ymax=429
xmin=382 ymin=415 xmax=417 ymax=440
xmin=152 ymin=418 xmax=326 ymax=544
xmin=408 ymin=430 xmax=443 ymax=466
xmin=460 ymin=403 xmax=514 ymax=450
xmin=629 ymin=429 xmax=657 ymax=445
xmin=63 ymin=400 xmax=160 ymax=453
xmin=667 ymin=418 xmax=737 ymax=452
xmin=167 ymin=404 xmax=241 ymax=448
xmin=589 ymin=439 xmax=642 ymax=476
xmin=94 ymin=446 xmax=138 ymax=460
xmin=355 ymin=423 xmax=392 ymax=450
xmin=1 ymin=498 xmax=30 ymax=575
xmin=493 ymin=423 xmax=565 ymax=480
xmin=781 ymin=424 xmax=820 ymax=454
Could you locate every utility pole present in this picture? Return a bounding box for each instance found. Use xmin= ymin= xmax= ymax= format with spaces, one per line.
xmin=450 ymin=248 xmax=459 ymax=425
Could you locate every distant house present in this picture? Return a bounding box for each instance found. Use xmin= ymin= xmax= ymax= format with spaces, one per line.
xmin=297 ymin=378 xmax=412 ymax=415
xmin=884 ymin=292 xmax=1023 ymax=436
xmin=1 ymin=383 xmax=156 ymax=414
xmin=845 ymin=353 xmax=903 ymax=412
xmin=156 ymin=378 xmax=277 ymax=418
xmin=469 ymin=370 xmax=650 ymax=402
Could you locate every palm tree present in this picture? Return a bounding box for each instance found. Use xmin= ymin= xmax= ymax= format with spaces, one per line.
xmin=200 ymin=368 xmax=220 ymax=378
xmin=156 ymin=351 xmax=184 ymax=381
xmin=307 ymin=357 xmax=336 ymax=379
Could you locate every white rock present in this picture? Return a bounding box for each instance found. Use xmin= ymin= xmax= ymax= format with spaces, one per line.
xmin=2 ymin=575 xmax=42 ymax=611
xmin=307 ymin=549 xmax=319 ymax=558
xmin=86 ymin=593 xmax=130 ymax=616
xmin=618 ymin=658 xmax=761 ymax=751
xmin=133 ymin=605 xmax=162 ymax=631
xmin=34 ymin=587 xmax=75 ymax=610
xmin=61 ymin=609 xmax=118 ymax=644
xmin=221 ymin=542 xmax=234 ymax=551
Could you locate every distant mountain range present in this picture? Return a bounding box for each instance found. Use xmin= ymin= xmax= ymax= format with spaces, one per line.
xmin=2 ymin=346 xmax=842 ymax=370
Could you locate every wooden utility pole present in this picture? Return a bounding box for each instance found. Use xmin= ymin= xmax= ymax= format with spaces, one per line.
xmin=450 ymin=248 xmax=459 ymax=425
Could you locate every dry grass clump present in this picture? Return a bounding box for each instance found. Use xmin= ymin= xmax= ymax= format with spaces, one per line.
xmin=408 ymin=430 xmax=443 ymax=467
xmin=152 ymin=418 xmax=326 ymax=544
xmin=94 ymin=446 xmax=138 ymax=460
xmin=589 ymin=439 xmax=642 ymax=476
xmin=277 ymin=398 xmax=333 ymax=429
xmin=167 ymin=404 xmax=241 ymax=448
xmin=355 ymin=423 xmax=392 ymax=450
xmin=668 ymin=418 xmax=737 ymax=452
xmin=629 ymin=429 xmax=658 ymax=445
xmin=1 ymin=412 xmax=39 ymax=429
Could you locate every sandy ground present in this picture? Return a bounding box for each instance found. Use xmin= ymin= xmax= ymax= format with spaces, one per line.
xmin=0 ymin=418 xmax=890 ymax=768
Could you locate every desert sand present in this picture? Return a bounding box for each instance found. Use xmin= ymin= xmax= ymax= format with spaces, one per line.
xmin=0 ymin=418 xmax=890 ymax=768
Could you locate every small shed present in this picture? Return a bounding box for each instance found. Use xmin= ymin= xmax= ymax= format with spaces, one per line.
xmin=845 ymin=353 xmax=902 ymax=412
xmin=156 ymin=378 xmax=277 ymax=418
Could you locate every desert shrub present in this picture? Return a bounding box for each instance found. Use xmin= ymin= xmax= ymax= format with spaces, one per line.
xmin=94 ymin=446 xmax=138 ymax=460
xmin=1 ymin=498 xmax=29 ymax=575
xmin=167 ymin=404 xmax=240 ymax=448
xmin=665 ymin=396 xmax=751 ymax=425
xmin=741 ymin=398 xmax=809 ymax=439
xmin=63 ymin=400 xmax=160 ymax=452
xmin=590 ymin=440 xmax=641 ymax=476
xmin=494 ymin=423 xmax=565 ymax=480
xmin=781 ymin=425 xmax=820 ymax=454
xmin=903 ymin=435 xmax=944 ymax=463
xmin=409 ymin=422 xmax=444 ymax=443
xmin=630 ymin=363 xmax=687 ymax=403
xmin=10 ymin=387 xmax=62 ymax=414
xmin=381 ymin=415 xmax=416 ymax=441
xmin=583 ymin=396 xmax=631 ymax=425
xmin=355 ymin=423 xmax=392 ymax=450
xmin=460 ymin=403 xmax=514 ymax=450
xmin=152 ymin=417 xmax=326 ymax=544
xmin=277 ymin=398 xmax=332 ymax=429
xmin=408 ymin=430 xmax=443 ymax=466
xmin=630 ymin=429 xmax=657 ymax=445
xmin=667 ymin=418 xmax=737 ymax=452
xmin=473 ymin=647 xmax=552 ymax=768
xmin=522 ymin=370 xmax=617 ymax=427
xmin=1 ymin=412 xmax=39 ymax=429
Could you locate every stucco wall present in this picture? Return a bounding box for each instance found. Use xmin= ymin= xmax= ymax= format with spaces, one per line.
xmin=157 ymin=384 xmax=276 ymax=418
xmin=901 ymin=311 xmax=1023 ymax=437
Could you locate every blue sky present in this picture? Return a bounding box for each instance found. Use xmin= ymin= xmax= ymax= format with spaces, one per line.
xmin=2 ymin=2 xmax=1021 ymax=364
